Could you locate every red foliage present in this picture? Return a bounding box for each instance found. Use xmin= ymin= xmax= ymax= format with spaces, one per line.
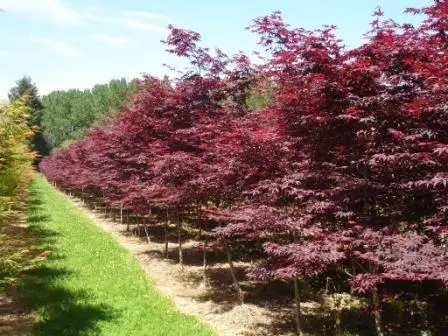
xmin=40 ymin=0 xmax=448 ymax=319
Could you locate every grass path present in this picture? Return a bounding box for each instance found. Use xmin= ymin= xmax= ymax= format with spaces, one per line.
xmin=23 ymin=174 xmax=215 ymax=336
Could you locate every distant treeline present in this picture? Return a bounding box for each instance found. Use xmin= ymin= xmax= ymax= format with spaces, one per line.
xmin=41 ymin=78 xmax=136 ymax=150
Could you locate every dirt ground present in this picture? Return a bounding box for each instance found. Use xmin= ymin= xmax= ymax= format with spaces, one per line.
xmin=0 ymin=219 xmax=34 ymax=336
xmin=66 ymin=195 xmax=302 ymax=336
xmin=0 ymin=286 xmax=33 ymax=336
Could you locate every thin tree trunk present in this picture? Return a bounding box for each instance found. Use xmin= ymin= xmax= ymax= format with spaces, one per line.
xmin=127 ymin=213 xmax=132 ymax=231
xmin=203 ymin=237 xmax=209 ymax=286
xmin=293 ymin=277 xmax=304 ymax=336
xmin=372 ymin=289 xmax=384 ymax=336
xmin=176 ymin=209 xmax=183 ymax=267
xmin=101 ymin=194 xmax=105 ymax=215
xmin=143 ymin=210 xmax=151 ymax=244
xmin=223 ymin=238 xmax=243 ymax=304
xmin=143 ymin=223 xmax=150 ymax=243
xmin=199 ymin=221 xmax=209 ymax=286
xmin=325 ymin=276 xmax=330 ymax=295
xmin=136 ymin=220 xmax=140 ymax=237
xmin=292 ymin=230 xmax=304 ymax=335
xmin=165 ymin=209 xmax=170 ymax=258
xmin=112 ymin=207 xmax=116 ymax=222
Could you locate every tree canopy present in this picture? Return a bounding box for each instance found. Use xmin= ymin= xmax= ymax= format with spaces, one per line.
xmin=0 ymin=98 xmax=35 ymax=221
xmin=41 ymin=78 xmax=136 ymax=150
xmin=40 ymin=1 xmax=448 ymax=335
xmin=8 ymin=76 xmax=49 ymax=158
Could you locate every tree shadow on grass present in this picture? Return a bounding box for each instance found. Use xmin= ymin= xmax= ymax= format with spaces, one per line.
xmin=20 ymin=266 xmax=117 ymax=336
xmin=20 ymin=182 xmax=118 ymax=336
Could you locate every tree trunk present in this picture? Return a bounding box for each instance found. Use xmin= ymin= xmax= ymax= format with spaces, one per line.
xmin=143 ymin=210 xmax=151 ymax=243
xmin=292 ymin=230 xmax=304 ymax=336
xmin=203 ymin=237 xmax=209 ymax=286
xmin=143 ymin=223 xmax=150 ymax=243
xmin=165 ymin=209 xmax=170 ymax=258
xmin=176 ymin=209 xmax=183 ymax=267
xmin=325 ymin=276 xmax=330 ymax=295
xmin=294 ymin=277 xmax=304 ymax=336
xmin=372 ymin=289 xmax=384 ymax=336
xmin=223 ymin=238 xmax=243 ymax=304
xmin=136 ymin=220 xmax=141 ymax=237
xmin=120 ymin=203 xmax=123 ymax=225
xmin=125 ymin=212 xmax=130 ymax=232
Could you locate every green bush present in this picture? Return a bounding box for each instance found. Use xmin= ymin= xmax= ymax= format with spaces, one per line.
xmin=0 ymin=98 xmax=35 ymax=288
xmin=0 ymin=97 xmax=35 ymax=218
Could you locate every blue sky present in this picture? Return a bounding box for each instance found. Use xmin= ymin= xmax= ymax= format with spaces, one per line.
xmin=0 ymin=0 xmax=430 ymax=99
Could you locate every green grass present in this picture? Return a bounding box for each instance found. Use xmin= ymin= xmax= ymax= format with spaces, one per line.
xmin=22 ymin=174 xmax=215 ymax=336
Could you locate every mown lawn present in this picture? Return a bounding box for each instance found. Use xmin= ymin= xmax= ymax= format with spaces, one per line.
xmin=23 ymin=174 xmax=215 ymax=336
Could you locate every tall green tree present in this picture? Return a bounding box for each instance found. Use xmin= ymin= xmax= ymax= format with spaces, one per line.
xmin=8 ymin=76 xmax=49 ymax=159
xmin=0 ymin=98 xmax=35 ymax=219
xmin=41 ymin=78 xmax=136 ymax=149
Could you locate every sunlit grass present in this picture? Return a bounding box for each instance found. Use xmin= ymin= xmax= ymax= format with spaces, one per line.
xmin=23 ymin=174 xmax=215 ymax=336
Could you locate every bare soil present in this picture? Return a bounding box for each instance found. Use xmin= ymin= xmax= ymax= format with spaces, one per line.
xmin=0 ymin=286 xmax=33 ymax=336
xmin=66 ymin=195 xmax=305 ymax=336
xmin=0 ymin=218 xmax=34 ymax=336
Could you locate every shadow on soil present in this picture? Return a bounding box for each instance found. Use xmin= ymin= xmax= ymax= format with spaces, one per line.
xmin=19 ymin=184 xmax=117 ymax=336
xmin=81 ymin=198 xmax=448 ymax=336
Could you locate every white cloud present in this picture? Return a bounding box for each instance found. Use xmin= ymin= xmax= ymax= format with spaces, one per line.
xmin=88 ymin=34 xmax=131 ymax=45
xmin=30 ymin=37 xmax=82 ymax=57
xmin=0 ymin=0 xmax=85 ymax=24
xmin=123 ymin=11 xmax=172 ymax=22
xmin=0 ymin=1 xmax=172 ymax=32
xmin=0 ymin=50 xmax=8 ymax=59
xmin=117 ymin=17 xmax=165 ymax=32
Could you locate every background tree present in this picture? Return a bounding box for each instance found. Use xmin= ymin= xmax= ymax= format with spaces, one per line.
xmin=41 ymin=78 xmax=136 ymax=150
xmin=8 ymin=76 xmax=49 ymax=159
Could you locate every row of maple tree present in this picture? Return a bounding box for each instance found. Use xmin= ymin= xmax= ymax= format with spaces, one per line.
xmin=40 ymin=2 xmax=447 ymax=335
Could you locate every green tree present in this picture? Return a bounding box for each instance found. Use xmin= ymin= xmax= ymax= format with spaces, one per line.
xmin=8 ymin=76 xmax=49 ymax=159
xmin=0 ymin=98 xmax=35 ymax=289
xmin=0 ymin=98 xmax=35 ymax=219
xmin=8 ymin=76 xmax=43 ymax=112
xmin=41 ymin=78 xmax=136 ymax=149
